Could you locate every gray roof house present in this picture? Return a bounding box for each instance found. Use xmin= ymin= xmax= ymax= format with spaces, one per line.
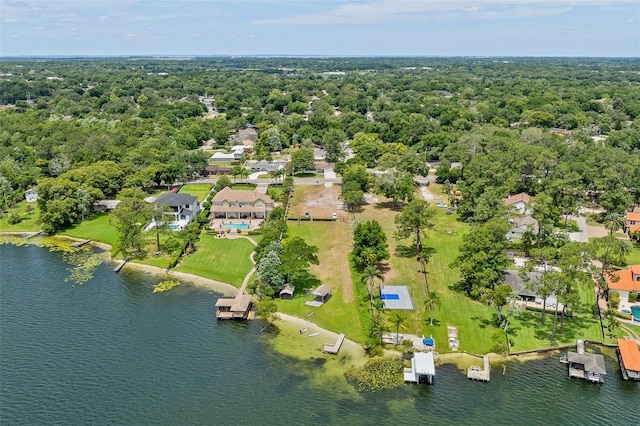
xmin=507 ymin=216 xmax=539 ymax=240
xmin=154 ymin=192 xmax=200 ymax=228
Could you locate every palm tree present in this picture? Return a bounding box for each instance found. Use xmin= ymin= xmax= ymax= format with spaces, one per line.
xmin=361 ymin=265 xmax=383 ymax=314
xmin=389 ymin=312 xmax=408 ymax=346
xmin=424 ymin=291 xmax=440 ymax=326
xmin=361 ymin=247 xmax=378 ymax=267
xmin=603 ymin=212 xmax=624 ymax=236
xmin=417 ymin=246 xmax=436 ymax=295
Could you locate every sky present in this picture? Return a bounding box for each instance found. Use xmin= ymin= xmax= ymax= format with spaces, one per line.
xmin=1 ymin=0 xmax=638 ymax=57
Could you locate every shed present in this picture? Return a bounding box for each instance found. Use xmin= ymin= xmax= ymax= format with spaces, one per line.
xmin=279 ymin=284 xmax=295 ymax=299
xmin=311 ymin=284 xmax=332 ymax=302
xmin=92 ymin=199 xmax=121 ymax=213
xmin=25 ymin=188 xmax=39 ymax=202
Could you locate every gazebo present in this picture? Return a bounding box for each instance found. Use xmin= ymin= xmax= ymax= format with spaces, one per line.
xmin=279 ymin=284 xmax=295 ymax=299
xmin=305 ymin=284 xmax=332 ymax=307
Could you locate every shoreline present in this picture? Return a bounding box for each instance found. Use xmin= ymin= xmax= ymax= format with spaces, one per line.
xmin=1 ymin=234 xmax=622 ymax=365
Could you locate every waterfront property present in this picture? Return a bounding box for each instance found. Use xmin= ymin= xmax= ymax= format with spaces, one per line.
xmin=215 ymin=294 xmax=253 ymax=319
xmin=606 ymin=265 xmax=640 ymax=314
xmin=404 ymin=352 xmax=436 ymax=385
xmin=379 ymin=285 xmax=414 ymax=310
xmin=210 ymin=187 xmax=274 ymax=220
xmin=503 ymin=270 xmax=563 ymax=311
xmin=617 ymin=338 xmax=640 ymax=381
xmin=153 ymin=192 xmax=201 ymax=228
xmin=567 ymin=341 xmax=606 ymax=383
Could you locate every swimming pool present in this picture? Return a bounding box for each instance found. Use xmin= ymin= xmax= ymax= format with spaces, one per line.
xmin=222 ymin=223 xmax=249 ymax=229
xmin=631 ymin=306 xmax=640 ymax=322
xmin=168 ymin=224 xmax=182 ymax=231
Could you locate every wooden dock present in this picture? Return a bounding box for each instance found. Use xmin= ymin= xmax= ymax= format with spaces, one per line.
xmin=70 ymin=239 xmax=91 ymax=248
xmin=23 ymin=231 xmax=43 ymax=239
xmin=467 ymin=355 xmax=491 ymax=382
xmin=323 ymin=333 xmax=345 ymax=354
xmin=113 ymin=256 xmax=130 ymax=272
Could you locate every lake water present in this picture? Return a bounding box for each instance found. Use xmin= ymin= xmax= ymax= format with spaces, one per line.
xmin=1 ymin=244 xmax=638 ymax=425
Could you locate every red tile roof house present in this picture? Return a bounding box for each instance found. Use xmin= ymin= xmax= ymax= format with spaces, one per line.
xmin=503 ymin=192 xmax=533 ymax=215
xmin=624 ymin=212 xmax=640 ymax=240
xmin=606 ymin=265 xmax=640 ymax=313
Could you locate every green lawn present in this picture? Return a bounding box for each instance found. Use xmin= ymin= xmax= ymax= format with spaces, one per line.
xmin=179 ymin=184 xmax=213 ymax=202
xmin=280 ymin=221 xmax=367 ymax=343
xmin=0 ymin=201 xmax=41 ymax=232
xmin=232 ymin=183 xmax=257 ymax=190
xmin=174 ymin=233 xmax=254 ymax=287
xmin=61 ymin=213 xmax=120 ymax=252
xmin=626 ymin=242 xmax=640 ymax=265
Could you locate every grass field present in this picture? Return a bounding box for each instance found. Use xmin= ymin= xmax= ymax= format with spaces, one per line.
xmin=179 ymin=184 xmax=213 ymax=202
xmin=281 ymin=186 xmax=612 ymax=354
xmin=0 ymin=201 xmax=41 ymax=232
xmin=61 ymin=213 xmax=120 ymax=252
xmin=278 ymin=221 xmax=367 ymax=343
xmin=175 ymin=233 xmax=254 ymax=287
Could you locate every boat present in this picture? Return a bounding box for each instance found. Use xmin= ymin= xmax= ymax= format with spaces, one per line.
xmin=559 ymin=353 xmax=568 ymax=364
xmin=299 ymin=328 xmax=308 ymax=334
xmin=308 ymin=333 xmax=320 ymax=337
xmin=306 ymin=312 xmax=314 ymax=318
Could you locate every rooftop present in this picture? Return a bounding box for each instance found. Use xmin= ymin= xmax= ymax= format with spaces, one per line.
xmin=618 ymin=339 xmax=640 ymax=372
xmin=503 ymin=192 xmax=532 ymax=206
xmin=567 ymin=351 xmax=607 ymax=374
xmin=155 ymin=192 xmax=198 ymax=207
xmin=211 ymin=187 xmax=274 ymax=204
xmin=625 ymin=212 xmax=640 ymax=222
xmin=607 ymin=266 xmax=640 ymax=292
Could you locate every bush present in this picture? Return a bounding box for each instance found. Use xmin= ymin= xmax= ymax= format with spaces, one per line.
xmin=613 ymin=310 xmax=632 ymax=320
xmin=609 ymin=291 xmax=620 ymax=309
xmin=629 ymin=292 xmax=638 ymax=303
xmin=6 ymin=211 xmax=21 ymax=225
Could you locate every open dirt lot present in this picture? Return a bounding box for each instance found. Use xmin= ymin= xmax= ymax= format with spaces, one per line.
xmin=289 ymin=184 xmax=345 ymax=219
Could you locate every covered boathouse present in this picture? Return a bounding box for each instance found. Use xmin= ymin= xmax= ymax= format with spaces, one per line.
xmin=617 ymin=338 xmax=640 ymax=381
xmin=566 ymin=340 xmax=606 ymax=383
xmin=404 ymin=352 xmax=435 ymax=385
xmin=215 ymin=294 xmax=253 ymax=319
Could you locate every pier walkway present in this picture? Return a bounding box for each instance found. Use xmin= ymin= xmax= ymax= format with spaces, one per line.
xmin=467 ymin=355 xmax=491 ymax=382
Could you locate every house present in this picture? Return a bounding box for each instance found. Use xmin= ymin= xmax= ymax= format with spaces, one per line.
xmin=404 ymin=352 xmax=436 ymax=384
xmin=232 ymin=127 xmax=258 ymax=145
xmin=246 ymin=160 xmax=288 ymax=173
xmin=92 ymin=199 xmax=121 ymax=213
xmin=279 ymin=284 xmax=295 ymax=299
xmin=617 ymin=339 xmax=640 ymax=381
xmin=507 ymin=216 xmax=539 ymax=240
xmin=154 ymin=192 xmax=200 ymax=228
xmin=202 ymin=164 xmax=233 ymax=176
xmin=503 ymin=270 xmax=562 ymax=309
xmin=210 ymin=187 xmax=274 ymax=220
xmin=624 ymin=212 xmax=640 ymax=238
xmin=567 ymin=350 xmax=606 ymax=383
xmin=210 ymin=145 xmax=248 ymax=162
xmin=24 ymin=188 xmax=39 ymax=202
xmin=606 ymin=265 xmax=640 ymax=312
xmin=312 ymin=160 xmax=332 ymax=174
xmin=503 ymin=192 xmax=533 ymax=215
xmin=215 ymin=294 xmax=253 ymax=319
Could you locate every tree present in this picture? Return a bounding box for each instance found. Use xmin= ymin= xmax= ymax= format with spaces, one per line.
xmin=257 ymin=299 xmax=278 ymax=332
xmin=454 ymin=218 xmax=510 ymax=296
xmin=353 ymin=220 xmax=389 ymax=270
xmin=388 ymin=312 xmax=408 ymax=346
xmin=372 ymin=168 xmax=415 ymax=209
xmin=424 ymin=291 xmax=439 ymax=326
xmin=214 ymin=175 xmax=232 ymax=192
xmin=341 ymin=181 xmax=364 ymax=219
xmin=110 ymin=197 xmax=151 ymax=256
xmin=604 ymin=309 xmax=619 ymax=338
xmin=394 ymin=199 xmax=435 ymax=256
xmin=417 ymin=246 xmax=436 ymax=295
xmin=600 ymin=187 xmax=632 ymax=215
xmin=150 ymin=202 xmax=172 ymax=253
xmin=278 ymin=237 xmax=319 ymax=287
xmin=257 ymin=245 xmax=285 ymax=295
xmin=322 ymin=128 xmax=346 ymax=162
xmin=290 ymin=148 xmax=314 ymax=174
xmin=481 ymin=284 xmax=514 ymax=324
xmin=603 ymin=212 xmax=624 ymax=236
xmin=362 ymin=264 xmax=383 ymax=314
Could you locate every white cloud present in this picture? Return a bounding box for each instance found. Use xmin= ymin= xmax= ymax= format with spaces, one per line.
xmin=2 ymin=17 xmax=19 ymax=23
xmin=99 ymin=15 xmax=108 ymax=20
xmin=252 ymin=0 xmax=637 ymax=25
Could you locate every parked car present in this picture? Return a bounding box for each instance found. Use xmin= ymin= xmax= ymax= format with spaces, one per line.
xmin=332 ymin=212 xmax=337 ymax=220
